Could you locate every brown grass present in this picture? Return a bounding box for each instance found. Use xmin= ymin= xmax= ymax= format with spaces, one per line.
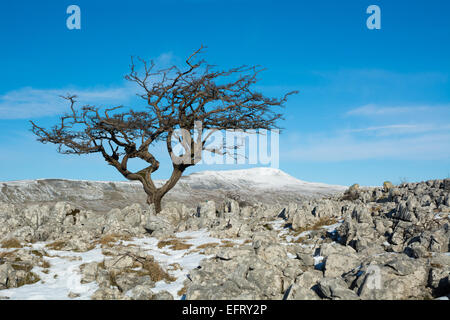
xmin=40 ymin=260 xmax=51 ymax=269
xmin=99 ymin=256 xmax=176 ymax=285
xmin=16 ymin=272 xmax=40 ymax=287
xmin=157 ymin=239 xmax=192 ymax=251
xmin=168 ymin=263 xmax=182 ymax=271
xmin=73 ymin=243 xmax=96 ymax=253
xmin=196 ymin=242 xmax=220 ymax=249
xmin=1 ymin=238 xmax=23 ymax=249
xmin=30 ymin=250 xmax=45 ymax=258
xmin=137 ymin=259 xmax=176 ymax=283
xmin=45 ymin=240 xmax=67 ymax=250
xmin=177 ymin=284 xmax=188 ymax=296
xmin=0 ymin=250 xmax=18 ymax=260
xmin=293 ymin=217 xmax=338 ymax=234
xmin=293 ymin=236 xmax=308 ymax=243
xmin=371 ymin=205 xmax=382 ymax=213
xmin=220 ymin=240 xmax=236 ymax=248
xmin=11 ymin=262 xmax=33 ymax=272
xmin=97 ymin=233 xmax=133 ymax=247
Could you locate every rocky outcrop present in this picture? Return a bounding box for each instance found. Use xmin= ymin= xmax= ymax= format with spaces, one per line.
xmin=0 ymin=178 xmax=449 ymax=300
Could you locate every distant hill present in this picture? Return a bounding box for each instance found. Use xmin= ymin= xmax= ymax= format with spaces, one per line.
xmin=0 ymin=167 xmax=346 ymax=212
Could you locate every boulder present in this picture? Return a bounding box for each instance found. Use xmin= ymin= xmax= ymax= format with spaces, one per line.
xmin=197 ymin=201 xmax=217 ymax=219
xmin=323 ymin=253 xmax=360 ymax=278
xmin=317 ymin=277 xmax=360 ymax=300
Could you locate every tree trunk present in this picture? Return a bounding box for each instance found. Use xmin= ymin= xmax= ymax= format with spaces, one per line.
xmin=144 ymin=166 xmax=184 ymax=215
xmin=147 ymin=193 xmax=162 ymax=214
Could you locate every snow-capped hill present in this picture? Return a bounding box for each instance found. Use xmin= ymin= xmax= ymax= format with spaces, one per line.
xmin=181 ymin=167 xmax=345 ymax=191
xmin=184 ymin=167 xmax=301 ymax=186
xmin=0 ymin=167 xmax=346 ymax=212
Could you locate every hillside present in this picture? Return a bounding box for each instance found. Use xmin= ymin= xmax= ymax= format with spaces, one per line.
xmin=0 ymin=168 xmax=346 ymax=212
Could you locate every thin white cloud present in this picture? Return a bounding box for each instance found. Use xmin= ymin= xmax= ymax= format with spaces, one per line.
xmin=283 ymin=132 xmax=450 ymax=162
xmin=341 ymin=123 xmax=450 ymax=136
xmin=344 ymin=124 xmax=418 ymax=132
xmin=0 ymin=51 xmax=178 ymax=119
xmin=0 ymin=86 xmax=137 ymax=119
xmin=345 ymin=104 xmax=438 ymax=116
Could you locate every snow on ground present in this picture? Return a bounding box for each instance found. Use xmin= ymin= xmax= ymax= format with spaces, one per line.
xmin=0 ymin=229 xmax=244 ymax=300
xmin=1 ymin=245 xmax=104 ymax=300
xmin=121 ymin=229 xmax=246 ymax=299
xmin=0 ymin=217 xmax=345 ymax=300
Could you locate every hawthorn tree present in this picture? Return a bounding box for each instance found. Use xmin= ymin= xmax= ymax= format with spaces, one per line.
xmin=30 ymin=46 xmax=297 ymax=213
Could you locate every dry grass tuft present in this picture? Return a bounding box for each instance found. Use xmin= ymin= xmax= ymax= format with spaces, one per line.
xmin=157 ymin=239 xmax=192 ymax=251
xmin=168 ymin=263 xmax=182 ymax=271
xmin=0 ymin=250 xmax=18 ymax=260
xmin=371 ymin=205 xmax=382 ymax=213
xmin=1 ymin=238 xmax=23 ymax=249
xmin=196 ymin=242 xmax=220 ymax=249
xmin=293 ymin=236 xmax=308 ymax=243
xmin=97 ymin=233 xmax=133 ymax=247
xmin=293 ymin=217 xmax=338 ymax=234
xmin=98 ymin=255 xmax=176 ymax=285
xmin=177 ymin=284 xmax=188 ymax=297
xmin=40 ymin=260 xmax=51 ymax=269
xmin=11 ymin=262 xmax=33 ymax=272
xmin=30 ymin=250 xmax=46 ymax=258
xmin=141 ymin=259 xmax=176 ymax=283
xmin=45 ymin=240 xmax=67 ymax=250
xmin=220 ymin=240 xmax=236 ymax=248
xmin=16 ymin=272 xmax=40 ymax=287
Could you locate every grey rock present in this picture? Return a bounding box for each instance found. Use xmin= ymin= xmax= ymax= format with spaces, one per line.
xmin=317 ymin=277 xmax=360 ymax=300
xmin=91 ymin=287 xmax=128 ymax=300
xmin=129 ymin=285 xmax=154 ymax=300
xmin=443 ymin=179 xmax=450 ymax=191
xmin=324 ymin=253 xmax=360 ymax=278
xmin=285 ymin=284 xmax=321 ymax=300
xmin=197 ymin=201 xmax=217 ymax=219
xmin=0 ymin=263 xmax=16 ymax=289
xmin=296 ymin=252 xmax=315 ymax=267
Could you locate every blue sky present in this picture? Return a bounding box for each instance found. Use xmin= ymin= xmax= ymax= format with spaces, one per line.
xmin=0 ymin=0 xmax=449 ymax=186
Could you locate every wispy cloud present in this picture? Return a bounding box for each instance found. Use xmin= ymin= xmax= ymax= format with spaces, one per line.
xmin=0 ymin=86 xmax=137 ymax=119
xmin=283 ymin=132 xmax=450 ymax=162
xmin=341 ymin=103 xmax=450 ymax=138
xmin=345 ymin=104 xmax=436 ymax=116
xmin=344 ymin=124 xmax=418 ymax=132
xmin=288 ymin=101 xmax=450 ymax=161
xmin=341 ymin=123 xmax=450 ymax=136
xmin=0 ymin=52 xmax=177 ymax=120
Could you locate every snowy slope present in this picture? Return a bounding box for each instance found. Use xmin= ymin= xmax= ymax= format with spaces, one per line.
xmin=181 ymin=167 xmax=344 ymax=191
xmin=0 ymin=167 xmax=346 ymax=211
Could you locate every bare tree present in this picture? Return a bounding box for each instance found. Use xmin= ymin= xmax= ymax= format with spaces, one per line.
xmin=30 ymin=46 xmax=297 ymax=213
